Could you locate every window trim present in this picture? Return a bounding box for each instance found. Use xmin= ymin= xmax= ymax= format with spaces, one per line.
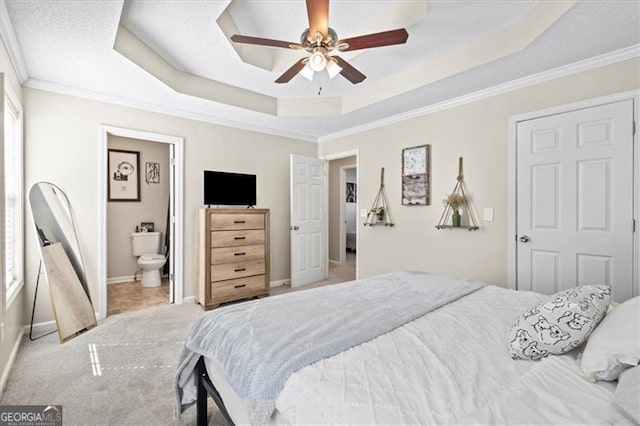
xmin=4 ymin=86 xmax=23 ymax=308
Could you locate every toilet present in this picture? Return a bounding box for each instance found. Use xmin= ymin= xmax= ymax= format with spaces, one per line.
xmin=131 ymin=232 xmax=166 ymax=287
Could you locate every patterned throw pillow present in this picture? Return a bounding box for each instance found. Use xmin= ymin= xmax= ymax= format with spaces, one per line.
xmin=509 ymin=285 xmax=612 ymax=361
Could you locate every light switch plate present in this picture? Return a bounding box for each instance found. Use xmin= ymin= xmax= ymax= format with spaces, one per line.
xmin=483 ymin=208 xmax=494 ymax=222
xmin=360 ymin=209 xmax=368 ymax=218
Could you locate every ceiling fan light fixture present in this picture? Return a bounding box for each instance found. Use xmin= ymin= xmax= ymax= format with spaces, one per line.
xmin=300 ymin=64 xmax=315 ymax=81
xmin=326 ymin=60 xmax=342 ymax=79
xmin=308 ymin=50 xmax=327 ymax=72
xmin=234 ymin=1 xmax=409 ymax=85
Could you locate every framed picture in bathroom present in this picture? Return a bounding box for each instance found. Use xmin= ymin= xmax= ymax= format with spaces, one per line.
xmin=108 ymin=149 xmax=140 ymax=202
xmin=140 ymin=222 xmax=154 ymax=232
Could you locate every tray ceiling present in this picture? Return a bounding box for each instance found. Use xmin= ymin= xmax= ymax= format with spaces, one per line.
xmin=4 ymin=0 xmax=640 ymax=140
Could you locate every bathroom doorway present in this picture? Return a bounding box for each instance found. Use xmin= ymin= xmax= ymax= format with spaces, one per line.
xmin=98 ymin=126 xmax=184 ymax=320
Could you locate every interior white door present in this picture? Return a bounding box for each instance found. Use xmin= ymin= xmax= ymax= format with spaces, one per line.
xmin=516 ymin=100 xmax=634 ymax=302
xmin=168 ymin=144 xmax=175 ymax=303
xmin=290 ymin=155 xmax=327 ymax=287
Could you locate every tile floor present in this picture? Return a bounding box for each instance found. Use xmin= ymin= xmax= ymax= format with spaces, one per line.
xmin=107 ymin=279 xmax=170 ymax=316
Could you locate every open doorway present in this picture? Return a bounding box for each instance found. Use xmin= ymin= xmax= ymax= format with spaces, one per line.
xmin=328 ymin=156 xmax=357 ymax=283
xmin=98 ymin=126 xmax=184 ymax=320
xmin=105 ymin=135 xmax=171 ymax=316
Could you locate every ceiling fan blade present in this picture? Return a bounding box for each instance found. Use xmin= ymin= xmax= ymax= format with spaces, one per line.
xmin=306 ymin=0 xmax=329 ymax=39
xmin=337 ymin=28 xmax=408 ymax=51
xmin=231 ymin=34 xmax=302 ymax=50
xmin=332 ymin=56 xmax=366 ymax=84
xmin=275 ymin=59 xmax=307 ymax=84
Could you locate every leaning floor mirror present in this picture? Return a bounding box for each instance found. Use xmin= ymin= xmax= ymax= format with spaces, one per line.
xmin=29 ymin=182 xmax=97 ymax=342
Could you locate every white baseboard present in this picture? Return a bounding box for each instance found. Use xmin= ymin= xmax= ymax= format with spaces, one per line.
xmin=1 ymin=330 xmax=24 ymax=395
xmin=108 ymin=273 xmax=169 ymax=285
xmin=107 ymin=275 xmax=135 ymax=284
xmin=182 ymin=296 xmax=195 ymax=304
xmin=22 ymin=320 xmax=57 ymax=336
xmin=270 ymin=279 xmax=290 ymax=288
xmin=328 ymin=259 xmax=340 ymax=265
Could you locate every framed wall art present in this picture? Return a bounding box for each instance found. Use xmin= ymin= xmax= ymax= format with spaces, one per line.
xmin=108 ymin=149 xmax=140 ymax=201
xmin=401 ymin=144 xmax=431 ymax=205
xmin=140 ymin=222 xmax=155 ymax=232
xmin=346 ymin=182 xmax=356 ymax=203
xmin=145 ymin=161 xmax=160 ymax=184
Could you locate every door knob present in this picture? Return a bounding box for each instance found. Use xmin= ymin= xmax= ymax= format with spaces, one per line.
xmin=290 ymin=225 xmax=299 ymax=231
xmin=519 ymin=235 xmax=530 ymax=243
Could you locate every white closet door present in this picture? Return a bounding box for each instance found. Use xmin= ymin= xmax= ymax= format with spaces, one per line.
xmin=516 ymin=100 xmax=634 ymax=302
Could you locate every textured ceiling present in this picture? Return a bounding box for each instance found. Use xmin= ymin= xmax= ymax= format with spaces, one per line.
xmin=5 ymin=0 xmax=640 ymax=140
xmin=120 ymin=0 xmax=536 ymax=98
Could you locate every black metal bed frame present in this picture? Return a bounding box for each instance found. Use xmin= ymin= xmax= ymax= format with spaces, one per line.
xmin=195 ymin=356 xmax=235 ymax=426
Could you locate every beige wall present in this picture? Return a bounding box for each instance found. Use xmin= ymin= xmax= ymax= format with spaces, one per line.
xmin=0 ymin=38 xmax=25 ymax=392
xmin=107 ymin=135 xmax=170 ymax=280
xmin=328 ymin=157 xmax=356 ymax=262
xmin=320 ymin=58 xmax=640 ymax=287
xmin=23 ymin=87 xmax=317 ymax=324
xmin=15 ymin=56 xmax=640 ymax=328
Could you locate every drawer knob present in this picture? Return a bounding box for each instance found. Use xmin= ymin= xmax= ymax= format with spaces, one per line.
xmin=234 ymin=220 xmax=246 ymax=224
xmin=234 ymin=284 xmax=247 ymax=289
xmin=234 ymin=236 xmax=246 ymax=240
xmin=234 ymin=252 xmax=246 ymax=256
xmin=234 ymin=267 xmax=246 ymax=272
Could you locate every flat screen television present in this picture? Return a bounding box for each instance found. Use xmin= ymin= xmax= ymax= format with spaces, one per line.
xmin=204 ymin=170 xmax=256 ymax=207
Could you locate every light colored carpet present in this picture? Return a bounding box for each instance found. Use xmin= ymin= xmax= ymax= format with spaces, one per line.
xmin=271 ymin=252 xmax=356 ymax=295
xmin=1 ymin=304 xmax=226 ymax=425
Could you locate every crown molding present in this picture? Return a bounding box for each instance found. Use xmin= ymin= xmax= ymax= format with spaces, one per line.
xmin=23 ymin=79 xmax=319 ymax=143
xmin=20 ymin=44 xmax=640 ymax=145
xmin=318 ymin=44 xmax=640 ymax=143
xmin=0 ymin=0 xmax=29 ymax=83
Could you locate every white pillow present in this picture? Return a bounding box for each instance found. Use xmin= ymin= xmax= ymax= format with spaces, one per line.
xmin=581 ymin=296 xmax=640 ymax=381
xmin=613 ymin=366 xmax=640 ymax=424
xmin=509 ymin=285 xmax=611 ymax=361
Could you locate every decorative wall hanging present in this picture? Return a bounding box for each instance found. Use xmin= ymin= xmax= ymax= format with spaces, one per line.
xmin=145 ymin=161 xmax=160 ymax=184
xmin=402 ymin=144 xmax=430 ymax=205
xmin=364 ymin=168 xmax=394 ymax=226
xmin=346 ymin=182 xmax=356 ymax=203
xmin=108 ymin=149 xmax=140 ymax=201
xmin=436 ymin=157 xmax=479 ymax=231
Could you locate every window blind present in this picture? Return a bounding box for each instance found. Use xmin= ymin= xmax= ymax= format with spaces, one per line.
xmin=4 ymin=100 xmax=19 ymax=289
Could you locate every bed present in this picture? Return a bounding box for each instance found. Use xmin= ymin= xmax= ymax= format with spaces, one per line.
xmin=175 ymin=272 xmax=635 ymax=425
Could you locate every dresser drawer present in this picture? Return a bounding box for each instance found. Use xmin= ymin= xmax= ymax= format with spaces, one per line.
xmin=211 ymin=275 xmax=266 ymax=299
xmin=211 ymin=244 xmax=264 ymax=265
xmin=209 ymin=213 xmax=265 ymax=231
xmin=211 ymin=230 xmax=265 ymax=248
xmin=211 ymin=259 xmax=265 ymax=282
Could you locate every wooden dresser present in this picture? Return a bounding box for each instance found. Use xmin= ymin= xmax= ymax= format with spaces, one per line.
xmin=195 ymin=208 xmax=270 ymax=310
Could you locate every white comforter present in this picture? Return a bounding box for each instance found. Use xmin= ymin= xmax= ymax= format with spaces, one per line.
xmin=207 ymin=285 xmax=621 ymax=424
xmin=273 ymin=286 xmax=618 ymax=424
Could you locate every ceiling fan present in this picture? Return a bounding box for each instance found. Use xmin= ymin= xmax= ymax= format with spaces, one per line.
xmin=230 ymin=0 xmax=409 ymax=84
